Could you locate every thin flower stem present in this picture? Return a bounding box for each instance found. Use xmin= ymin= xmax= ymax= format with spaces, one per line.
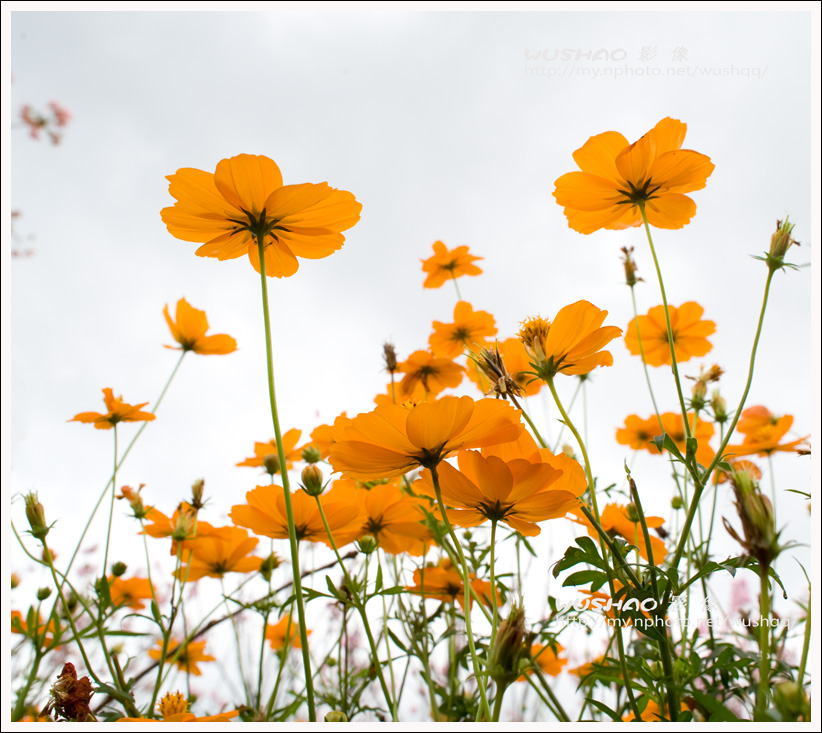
xmin=102 ymin=425 xmax=118 ymax=579
xmin=221 ymin=577 xmax=252 ymax=707
xmin=431 ymin=465 xmax=492 ymax=722
xmin=509 ymin=393 xmax=549 ymax=449
xmin=756 ymin=569 xmax=771 ymax=719
xmin=667 ymin=269 xmax=776 ymax=590
xmin=492 ymin=685 xmax=505 ymax=722
xmin=450 ymin=271 xmax=462 ymax=300
xmin=533 ymin=668 xmax=571 ymax=722
xmin=797 ymin=593 xmax=811 ymax=690
xmin=638 ymin=204 xmax=691 ymax=440
xmin=489 ymin=520 xmax=500 ymax=651
xmin=255 ymin=234 xmax=315 ymax=721
xmin=550 ymin=378 xmax=583 ymax=453
xmin=377 ymin=553 xmax=398 ymax=710
xmin=629 ymin=285 xmax=665 ymax=432
xmin=314 ymin=496 xmax=398 ymax=720
xmin=11 ymin=649 xmax=44 ymax=722
xmin=257 ymin=539 xmax=275 ymax=710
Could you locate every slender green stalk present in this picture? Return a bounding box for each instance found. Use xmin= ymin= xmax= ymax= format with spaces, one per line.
xmin=221 ymin=577 xmax=252 ymax=707
xmin=11 ymin=649 xmax=43 ymax=721
xmin=102 ymin=425 xmax=118 ymax=579
xmin=314 ymin=496 xmax=397 ymax=720
xmin=489 ymin=521 xmax=500 ymax=650
xmin=492 ymin=686 xmax=505 ymax=722
xmin=255 ymin=234 xmax=315 ymax=720
xmin=756 ymin=569 xmax=771 ymax=719
xmin=533 ymin=668 xmax=571 ymax=722
xmin=638 ymin=204 xmax=691 ymax=440
xmin=577 ymin=506 xmax=642 ymax=590
xmin=797 ymin=593 xmax=811 ymax=689
xmin=629 ymin=286 xmax=665 ymax=431
xmin=431 ymin=465 xmax=492 ymax=721
xmin=550 ymin=378 xmax=583 ymax=453
xmin=509 ymin=394 xmax=549 ymax=449
xmin=376 ymin=553 xmax=398 ymax=709
xmin=450 ymin=272 xmax=462 ymax=300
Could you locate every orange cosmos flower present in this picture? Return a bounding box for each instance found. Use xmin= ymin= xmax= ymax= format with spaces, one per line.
xmin=307 ymin=419 xmax=342 ymax=459
xmin=397 ymin=350 xmax=464 ymax=397
xmin=374 ymin=378 xmax=427 ymax=407
xmin=518 ymin=301 xmax=622 ymax=379
xmin=69 ymin=388 xmax=155 ymax=430
xmin=573 ymin=504 xmax=667 ymax=565
xmin=176 ymin=526 xmax=262 ymax=581
xmin=405 ymin=561 xmax=499 ymax=610
xmin=142 ymin=504 xmax=216 ymax=555
xmin=120 ymin=691 xmax=239 ymax=722
xmin=421 ymin=241 xmax=483 ymax=289
xmin=349 ymin=480 xmax=432 ymax=555
xmin=518 ymin=644 xmax=567 ymax=680
xmin=163 ymin=298 xmax=237 ymax=355
xmin=727 ymin=413 xmax=809 ymax=458
xmin=429 ymin=301 xmax=497 ymax=359
xmin=717 ymin=459 xmax=762 ymax=485
xmin=623 ymin=699 xmax=688 ymax=722
xmin=236 ymin=429 xmax=303 ymax=472
xmin=108 ymin=576 xmax=154 ymax=611
xmin=265 ymin=613 xmax=311 ymax=651
xmin=328 ymin=395 xmax=523 ymax=481
xmin=624 ymin=302 xmax=715 ymax=367
xmin=735 ymin=405 xmax=777 ymax=436
xmin=553 ymin=117 xmax=714 ymax=234
xmin=148 ymin=639 xmax=216 ymax=676
xmin=416 ymin=449 xmax=579 ymax=537
xmin=230 ymin=483 xmax=364 ymax=547
xmin=12 ymin=610 xmax=60 ymax=645
xmin=161 ymin=154 xmax=361 ymax=278
xmin=616 ymin=412 xmax=715 ymax=468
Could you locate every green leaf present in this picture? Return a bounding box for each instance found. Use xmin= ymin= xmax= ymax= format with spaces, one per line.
xmin=587 ymin=698 xmax=623 ymax=722
xmin=690 ymin=690 xmax=741 ymax=721
xmin=563 ymin=570 xmax=608 ymax=588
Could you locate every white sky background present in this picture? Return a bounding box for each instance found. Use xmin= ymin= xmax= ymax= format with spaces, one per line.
xmin=5 ymin=4 xmax=820 ymax=721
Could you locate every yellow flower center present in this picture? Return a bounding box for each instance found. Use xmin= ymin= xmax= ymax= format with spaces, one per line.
xmin=158 ymin=691 xmax=188 ymax=719
xmin=517 ymin=316 xmax=551 ymax=356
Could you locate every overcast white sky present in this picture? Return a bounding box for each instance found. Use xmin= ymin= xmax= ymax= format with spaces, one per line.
xmin=4 ymin=3 xmax=820 ymax=718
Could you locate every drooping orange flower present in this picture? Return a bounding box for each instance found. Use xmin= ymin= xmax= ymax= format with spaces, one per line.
xmin=161 ymin=154 xmax=362 ymax=278
xmin=616 ymin=412 xmax=715 ymax=468
xmin=119 ymin=691 xmax=240 ymax=722
xmin=624 ymin=302 xmax=715 ymax=367
xmin=421 ymin=241 xmax=483 ymax=289
xmin=176 ymin=526 xmax=262 ymax=581
xmin=349 ymin=480 xmax=432 ymax=555
xmin=553 ymin=117 xmax=714 ymax=234
xmin=517 ymin=301 xmax=622 ymax=378
xmin=573 ymin=504 xmax=667 ymax=565
xmin=735 ymin=406 xmax=777 ymax=436
xmin=727 ymin=412 xmax=809 ymax=458
xmin=108 ymin=576 xmax=154 ymax=611
xmin=328 ymin=395 xmax=524 ymax=481
xmin=163 ymin=298 xmax=237 ymax=355
xmin=69 ymin=388 xmax=155 ymax=430
xmin=397 ymin=350 xmax=464 ymax=397
xmin=12 ymin=610 xmax=61 ymax=645
xmin=416 ymin=449 xmax=578 ymax=537
xmin=265 ymin=613 xmax=311 ymax=651
xmin=236 ymin=429 xmax=303 ymax=472
xmin=148 ymin=639 xmax=216 ymax=676
xmin=405 ymin=560 xmax=500 ymax=610
xmin=429 ymin=301 xmax=497 ymax=359
xmin=229 ymin=483 xmax=364 ymax=547
xmin=517 ymin=644 xmax=567 ymax=680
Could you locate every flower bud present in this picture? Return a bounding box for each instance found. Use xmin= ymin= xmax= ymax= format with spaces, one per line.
xmin=383 ymin=342 xmax=398 ymax=373
xmin=25 ymin=492 xmax=49 ymax=541
xmin=301 ymin=464 xmax=325 ymax=496
xmin=117 ymin=484 xmax=149 ymax=519
xmin=488 ymin=602 xmax=526 ymax=688
xmin=325 ymin=711 xmax=348 ymax=722
xmin=111 ymin=562 xmax=127 ymax=578
xmin=711 ymin=390 xmax=728 ymax=423
xmin=301 ymin=445 xmax=322 ymax=464
xmin=625 ymin=503 xmax=640 ymax=523
xmin=769 ymin=217 xmax=798 ymax=260
xmin=356 ymin=534 xmax=379 ymax=555
xmin=671 ymin=496 xmax=684 ymax=510
xmin=11 ymin=573 xmax=20 ymax=589
xmin=171 ymin=504 xmax=198 ymax=542
xmin=773 ymin=680 xmax=807 ymax=720
xmin=620 ymin=246 xmax=642 ymax=287
xmin=723 ymin=467 xmax=781 ymax=567
xmin=260 ymin=553 xmax=281 ymax=581
xmin=37 ymin=587 xmax=52 ymax=601
xmin=262 ymin=453 xmax=281 ymax=476
xmin=190 ymin=479 xmax=206 ymax=510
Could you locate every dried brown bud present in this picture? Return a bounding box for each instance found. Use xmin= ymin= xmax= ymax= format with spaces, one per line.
xmin=383 ymin=342 xmax=398 ymax=373
xmin=469 ymin=344 xmax=524 ymax=400
xmin=190 ymin=479 xmax=206 ymax=510
xmin=620 ymin=246 xmax=643 ymax=287
xmin=43 ymin=663 xmax=94 ymax=722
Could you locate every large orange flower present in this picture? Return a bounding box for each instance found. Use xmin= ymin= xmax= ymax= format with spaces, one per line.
xmin=69 ymin=388 xmax=155 ymax=430
xmin=405 ymin=560 xmax=499 ymax=610
xmin=265 ymin=613 xmax=311 ymax=651
xmin=229 ymin=483 xmax=364 ymax=547
xmin=518 ymin=301 xmax=622 ymax=378
xmin=616 ymin=412 xmax=715 ymax=468
xmin=421 ymin=241 xmax=483 ymax=289
xmin=177 ymin=526 xmax=262 ymax=581
xmin=429 ymin=301 xmax=497 ymax=359
xmin=416 ymin=449 xmax=578 ymax=537
xmin=397 ymin=350 xmax=464 ymax=397
xmin=161 ymin=154 xmax=361 ymax=278
xmin=573 ymin=504 xmax=667 ymax=564
xmin=163 ymin=298 xmax=237 ymax=355
xmin=518 ymin=644 xmax=567 ymax=680
xmin=148 ymin=639 xmax=216 ymax=676
xmin=624 ymin=302 xmax=715 ymax=366
xmin=119 ymin=691 xmax=239 ymax=722
xmin=236 ymin=429 xmax=303 ymax=473
xmin=553 ymin=117 xmax=714 ymax=234
xmin=727 ymin=412 xmax=808 ymax=457
xmin=349 ymin=480 xmax=432 ymax=555
xmin=108 ymin=576 xmax=154 ymax=611
xmin=328 ymin=396 xmax=524 ymax=481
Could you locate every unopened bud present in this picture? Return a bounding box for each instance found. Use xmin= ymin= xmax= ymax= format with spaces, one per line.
xmin=356 ymin=534 xmax=379 ymax=554
xmin=260 ymin=553 xmax=281 ymax=581
xmin=562 ymin=444 xmax=576 ymax=459
xmin=111 ymin=562 xmax=127 ymax=578
xmin=301 ymin=465 xmax=325 ymax=496
xmin=774 ymin=680 xmax=806 ymax=719
xmin=711 ymin=390 xmax=728 ymax=423
xmin=383 ymin=343 xmax=398 ymax=373
xmin=11 ymin=573 xmax=20 ymax=589
xmin=262 ymin=454 xmax=281 ymax=476
xmin=190 ymin=479 xmax=205 ymax=510
xmin=301 ymin=445 xmax=322 ymax=464
xmin=25 ymin=492 xmax=49 ymax=541
xmin=620 ymin=246 xmax=642 ymax=287
xmin=671 ymin=496 xmax=684 ymax=510
xmin=171 ymin=505 xmax=198 ymax=542
xmin=488 ymin=602 xmax=526 ymax=688
xmin=769 ymin=217 xmax=798 ymax=260
xmin=625 ymin=504 xmax=640 ymax=523
xmin=325 ymin=711 xmax=348 ymax=722
xmin=37 ymin=587 xmax=52 ymax=601
xmin=117 ymin=484 xmax=148 ymax=519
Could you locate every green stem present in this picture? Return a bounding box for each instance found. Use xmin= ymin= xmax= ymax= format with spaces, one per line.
xmin=577 ymin=505 xmax=642 ymax=590
xmin=509 ymin=393 xmax=549 ymax=449
xmin=638 ymin=204 xmax=691 ymax=440
xmin=549 ymin=378 xmax=583 ymax=453
xmin=222 ymin=577 xmax=252 ymax=707
xmin=629 ymin=285 xmax=665 ymax=431
xmin=431 ymin=465 xmax=492 ymax=721
xmin=11 ymin=649 xmax=43 ymax=721
xmin=797 ymin=593 xmax=811 ymax=689
xmin=314 ymin=496 xmax=397 ymax=720
xmin=102 ymin=425 xmax=118 ymax=579
xmin=533 ymin=668 xmax=571 ymax=722
xmin=450 ymin=271 xmax=462 ymax=300
xmin=255 ymin=234 xmax=315 ymax=721
xmin=377 ymin=553 xmax=398 ymax=711
xmin=492 ymin=683 xmax=506 ymax=722
xmin=756 ymin=568 xmax=771 ymax=719
xmin=489 ymin=521 xmax=500 ymax=650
